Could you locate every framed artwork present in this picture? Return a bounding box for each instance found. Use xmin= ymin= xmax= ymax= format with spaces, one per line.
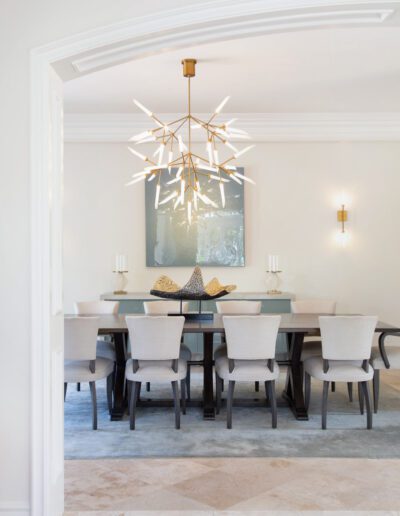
xmin=145 ymin=168 xmax=245 ymax=267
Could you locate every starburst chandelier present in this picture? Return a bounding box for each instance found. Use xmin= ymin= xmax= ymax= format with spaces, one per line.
xmin=126 ymin=58 xmax=255 ymax=224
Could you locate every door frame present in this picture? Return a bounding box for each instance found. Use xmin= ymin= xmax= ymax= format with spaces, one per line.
xmin=30 ymin=1 xmax=397 ymax=514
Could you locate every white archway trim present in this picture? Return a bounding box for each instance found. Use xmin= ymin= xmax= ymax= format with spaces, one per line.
xmin=30 ymin=1 xmax=400 ymax=515
xmin=64 ymin=112 xmax=400 ymax=142
xmin=70 ymin=3 xmax=395 ymax=74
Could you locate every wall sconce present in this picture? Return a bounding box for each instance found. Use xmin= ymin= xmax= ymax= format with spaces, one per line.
xmin=336 ymin=204 xmax=349 ymax=246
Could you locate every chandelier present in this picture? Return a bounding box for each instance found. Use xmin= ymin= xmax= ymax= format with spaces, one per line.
xmin=126 ymin=58 xmax=255 ymax=224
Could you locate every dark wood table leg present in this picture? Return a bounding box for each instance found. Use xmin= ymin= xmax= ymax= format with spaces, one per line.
xmin=110 ymin=332 xmax=127 ymax=421
xmin=282 ymin=332 xmax=308 ymax=420
xmin=203 ymin=332 xmax=215 ymax=420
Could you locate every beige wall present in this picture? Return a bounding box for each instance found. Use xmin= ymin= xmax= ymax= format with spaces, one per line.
xmin=0 ymin=0 xmax=206 ymax=511
xmin=64 ymin=141 xmax=400 ymax=325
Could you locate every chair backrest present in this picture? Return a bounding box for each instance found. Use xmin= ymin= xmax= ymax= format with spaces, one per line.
xmin=223 ymin=315 xmax=281 ymax=360
xmin=291 ymin=299 xmax=336 ymax=314
xmin=64 ymin=317 xmax=100 ymax=361
xmin=143 ymin=300 xmax=189 ymax=314
xmin=74 ymin=300 xmax=120 ymax=315
xmin=319 ymin=316 xmax=378 ymax=361
xmin=216 ymin=300 xmax=261 ymax=314
xmin=126 ymin=316 xmax=185 ymax=360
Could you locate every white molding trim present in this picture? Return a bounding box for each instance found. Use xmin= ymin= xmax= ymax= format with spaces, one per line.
xmin=30 ymin=1 xmax=400 ymax=515
xmin=70 ymin=1 xmax=395 ymax=75
xmin=65 ymin=112 xmax=400 ymax=142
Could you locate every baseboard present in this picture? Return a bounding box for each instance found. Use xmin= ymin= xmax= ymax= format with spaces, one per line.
xmin=0 ymin=501 xmax=29 ymax=515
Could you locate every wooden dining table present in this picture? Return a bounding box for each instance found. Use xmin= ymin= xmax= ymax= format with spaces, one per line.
xmin=65 ymin=313 xmax=400 ymax=422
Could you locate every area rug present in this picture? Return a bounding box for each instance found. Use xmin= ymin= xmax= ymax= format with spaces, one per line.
xmin=64 ymin=367 xmax=400 ymax=459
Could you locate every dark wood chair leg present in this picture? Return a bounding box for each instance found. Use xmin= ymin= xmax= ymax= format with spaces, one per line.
xmin=358 ymin=382 xmax=364 ymax=415
xmin=255 ymin=381 xmax=259 ymax=392
xmin=126 ymin=379 xmax=132 ymax=415
xmin=130 ymin=381 xmax=139 ymax=430
xmin=77 ymin=382 xmax=80 ymax=392
xmin=362 ymin=381 xmax=373 ymax=430
xmin=216 ymin=373 xmax=222 ymax=415
xmin=373 ymin=370 xmax=380 ymax=414
xmin=171 ymin=381 xmax=181 ymax=429
xmin=221 ymin=378 xmax=224 ymax=392
xmin=146 ymin=382 xmax=150 ymax=392
xmin=64 ymin=382 xmax=67 ymax=401
xmin=106 ymin=374 xmax=113 ymax=415
xmin=227 ymin=380 xmax=235 ymax=429
xmin=304 ymin=372 xmax=311 ymax=411
xmin=89 ymin=381 xmax=97 ymax=430
xmin=264 ymin=380 xmax=269 ymax=402
xmin=186 ymin=363 xmax=191 ymax=401
xmin=322 ymin=381 xmax=329 ymax=430
xmin=267 ymin=380 xmax=277 ymax=429
xmin=347 ymin=382 xmax=353 ymax=402
xmin=180 ymin=379 xmax=186 ymax=415
xmin=331 ymin=381 xmax=336 ymax=392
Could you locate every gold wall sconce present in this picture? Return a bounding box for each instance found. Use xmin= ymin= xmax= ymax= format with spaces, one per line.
xmin=336 ymin=204 xmax=349 ymax=246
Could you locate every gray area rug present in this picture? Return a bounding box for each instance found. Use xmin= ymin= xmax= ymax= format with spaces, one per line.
xmin=65 ymin=367 xmax=400 ymax=459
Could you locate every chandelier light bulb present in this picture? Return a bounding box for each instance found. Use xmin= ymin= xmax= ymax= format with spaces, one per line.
xmin=219 ymin=182 xmax=226 ymax=208
xmin=133 ymin=99 xmax=153 ymax=117
xmin=214 ymin=95 xmax=230 ymax=114
xmin=128 ymin=147 xmax=147 ymax=161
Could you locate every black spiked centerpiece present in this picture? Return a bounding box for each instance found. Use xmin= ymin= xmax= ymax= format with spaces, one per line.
xmin=150 ymin=266 xmax=237 ymax=319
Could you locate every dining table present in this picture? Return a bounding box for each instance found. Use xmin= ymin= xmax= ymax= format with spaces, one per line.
xmin=64 ymin=313 xmax=400 ymax=422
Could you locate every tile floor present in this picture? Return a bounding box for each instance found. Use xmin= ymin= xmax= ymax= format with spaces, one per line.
xmin=65 ymin=456 xmax=400 ymax=513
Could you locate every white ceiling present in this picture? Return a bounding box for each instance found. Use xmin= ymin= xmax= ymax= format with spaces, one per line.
xmin=64 ymin=27 xmax=400 ymax=114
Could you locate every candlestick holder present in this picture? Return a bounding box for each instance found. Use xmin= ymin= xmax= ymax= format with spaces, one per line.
xmin=266 ymin=270 xmax=282 ymax=295
xmin=113 ymin=270 xmax=128 ymax=295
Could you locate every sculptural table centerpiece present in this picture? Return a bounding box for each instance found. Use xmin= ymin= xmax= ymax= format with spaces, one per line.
xmin=150 ymin=266 xmax=236 ymax=320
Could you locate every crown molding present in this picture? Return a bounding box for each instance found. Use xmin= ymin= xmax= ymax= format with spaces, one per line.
xmin=64 ymin=112 xmax=400 ymax=142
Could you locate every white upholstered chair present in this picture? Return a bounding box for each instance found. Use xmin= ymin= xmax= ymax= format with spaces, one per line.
xmin=74 ymin=300 xmax=120 ymax=392
xmin=125 ymin=316 xmax=186 ymax=429
xmin=370 ymin=335 xmax=400 ymax=413
xmin=74 ymin=300 xmax=119 ymax=361
xmin=215 ymin=315 xmax=281 ymax=428
xmin=143 ymin=300 xmax=192 ymax=397
xmin=291 ymin=299 xmax=336 ymax=361
xmin=64 ymin=317 xmax=114 ymax=429
xmin=304 ymin=316 xmax=377 ymax=429
xmin=214 ymin=301 xmax=262 ymax=393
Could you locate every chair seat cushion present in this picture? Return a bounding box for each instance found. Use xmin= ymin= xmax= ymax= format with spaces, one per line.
xmin=214 ymin=344 xmax=227 ymax=360
xmin=125 ymin=358 xmax=187 ymax=382
xmin=64 ymin=357 xmax=114 ymax=383
xmin=96 ymin=339 xmax=116 ymax=361
xmin=303 ymin=356 xmax=374 ymax=382
xmin=180 ymin=344 xmax=192 ymax=362
xmin=371 ymin=346 xmax=400 ymax=369
xmin=301 ymin=340 xmax=322 ymax=361
xmin=215 ymin=356 xmax=280 ymax=382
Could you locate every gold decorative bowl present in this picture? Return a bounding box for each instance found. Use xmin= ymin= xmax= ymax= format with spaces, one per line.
xmin=150 ymin=266 xmax=236 ymax=301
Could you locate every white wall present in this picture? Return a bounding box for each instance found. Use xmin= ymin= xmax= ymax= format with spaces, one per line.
xmin=0 ymin=1 xmax=208 ymax=512
xmin=64 ymin=141 xmax=400 ymax=325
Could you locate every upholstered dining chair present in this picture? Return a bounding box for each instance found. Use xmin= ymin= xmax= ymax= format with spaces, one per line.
xmin=214 ymin=301 xmax=262 ymax=392
xmin=304 ymin=315 xmax=377 ymax=429
xmin=125 ymin=315 xmax=186 ymax=429
xmin=64 ymin=317 xmax=114 ymax=429
xmin=74 ymin=300 xmax=120 ymax=391
xmin=290 ymin=299 xmax=346 ymax=396
xmin=143 ymin=300 xmax=192 ymax=398
xmin=370 ymin=334 xmax=400 ymax=413
xmin=215 ymin=315 xmax=281 ymax=429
